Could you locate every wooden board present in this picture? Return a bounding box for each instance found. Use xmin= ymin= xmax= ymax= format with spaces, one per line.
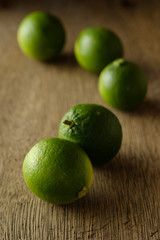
xmin=0 ymin=0 xmax=160 ymax=239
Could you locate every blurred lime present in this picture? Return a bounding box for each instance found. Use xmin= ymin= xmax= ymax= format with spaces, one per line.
xmin=23 ymin=138 xmax=93 ymax=204
xmin=74 ymin=27 xmax=123 ymax=74
xmin=59 ymin=104 xmax=122 ymax=166
xmin=17 ymin=11 xmax=65 ymax=61
xmin=98 ymin=58 xmax=147 ymax=111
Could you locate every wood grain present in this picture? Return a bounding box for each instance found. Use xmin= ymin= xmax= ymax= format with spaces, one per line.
xmin=0 ymin=0 xmax=160 ymax=239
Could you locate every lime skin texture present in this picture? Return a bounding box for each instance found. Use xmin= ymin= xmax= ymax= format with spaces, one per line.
xmin=23 ymin=138 xmax=93 ymax=204
xmin=98 ymin=59 xmax=148 ymax=111
xmin=74 ymin=27 xmax=123 ymax=74
xmin=17 ymin=11 xmax=65 ymax=61
xmin=59 ymin=104 xmax=122 ymax=166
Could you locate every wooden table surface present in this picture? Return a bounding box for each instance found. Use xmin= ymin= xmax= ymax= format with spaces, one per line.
xmin=0 ymin=0 xmax=160 ymax=239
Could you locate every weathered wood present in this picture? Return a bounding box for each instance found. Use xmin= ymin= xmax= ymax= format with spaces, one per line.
xmin=0 ymin=0 xmax=160 ymax=239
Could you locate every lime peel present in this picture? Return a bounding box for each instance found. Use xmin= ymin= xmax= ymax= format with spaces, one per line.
xmin=59 ymin=104 xmax=122 ymax=166
xmin=74 ymin=27 xmax=123 ymax=73
xmin=98 ymin=59 xmax=147 ymax=111
xmin=17 ymin=11 xmax=65 ymax=61
xmin=23 ymin=138 xmax=93 ymax=204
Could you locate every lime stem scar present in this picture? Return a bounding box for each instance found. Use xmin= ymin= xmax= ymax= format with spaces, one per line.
xmin=115 ymin=59 xmax=127 ymax=67
xmin=63 ymin=119 xmax=75 ymax=128
xmin=78 ymin=186 xmax=88 ymax=199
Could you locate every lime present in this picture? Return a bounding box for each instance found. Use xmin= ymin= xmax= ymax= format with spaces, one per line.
xmin=17 ymin=11 xmax=65 ymax=61
xmin=98 ymin=58 xmax=147 ymax=111
xmin=59 ymin=104 xmax=122 ymax=166
xmin=23 ymin=138 xmax=93 ymax=204
xmin=74 ymin=27 xmax=123 ymax=74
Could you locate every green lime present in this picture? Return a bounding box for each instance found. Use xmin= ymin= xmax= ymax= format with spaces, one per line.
xmin=74 ymin=27 xmax=123 ymax=74
xmin=59 ymin=104 xmax=122 ymax=166
xmin=98 ymin=58 xmax=147 ymax=111
xmin=17 ymin=11 xmax=65 ymax=61
xmin=23 ymin=138 xmax=93 ymax=204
